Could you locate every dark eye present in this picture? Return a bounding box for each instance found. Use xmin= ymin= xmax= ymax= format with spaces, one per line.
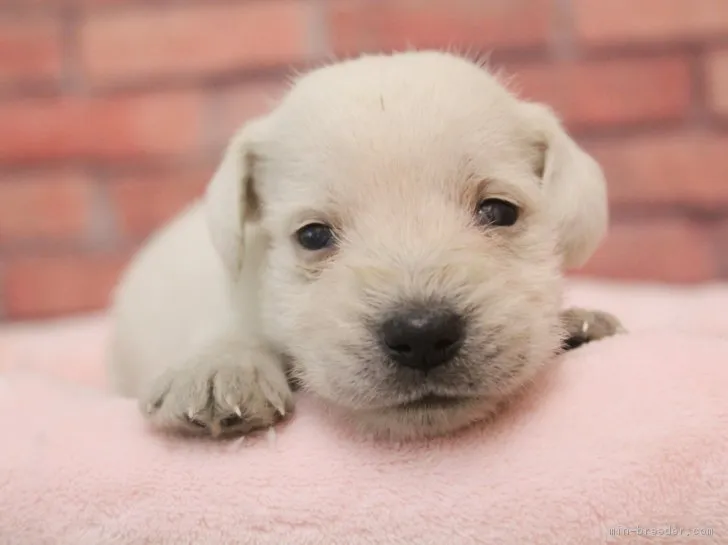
xmin=295 ymin=223 xmax=336 ymax=251
xmin=475 ymin=199 xmax=519 ymax=227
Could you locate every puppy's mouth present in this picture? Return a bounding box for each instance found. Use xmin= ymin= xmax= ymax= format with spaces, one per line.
xmin=395 ymin=394 xmax=466 ymax=411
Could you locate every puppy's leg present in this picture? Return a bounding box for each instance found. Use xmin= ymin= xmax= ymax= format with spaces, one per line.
xmin=140 ymin=334 xmax=293 ymax=437
xmin=559 ymin=307 xmax=625 ymax=351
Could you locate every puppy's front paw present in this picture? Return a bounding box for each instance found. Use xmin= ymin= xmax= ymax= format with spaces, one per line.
xmin=560 ymin=307 xmax=625 ymax=351
xmin=141 ymin=344 xmax=293 ymax=437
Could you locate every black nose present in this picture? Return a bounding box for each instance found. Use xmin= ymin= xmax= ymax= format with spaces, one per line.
xmin=380 ymin=306 xmax=465 ymax=371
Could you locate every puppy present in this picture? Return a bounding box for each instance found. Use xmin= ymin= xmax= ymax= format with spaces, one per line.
xmin=108 ymin=51 xmax=622 ymax=440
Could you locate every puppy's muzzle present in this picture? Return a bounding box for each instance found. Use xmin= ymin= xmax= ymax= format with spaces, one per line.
xmin=378 ymin=303 xmax=465 ymax=372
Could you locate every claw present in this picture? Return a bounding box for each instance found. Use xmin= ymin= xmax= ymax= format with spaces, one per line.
xmin=272 ymin=401 xmax=286 ymax=418
xmin=228 ymin=436 xmax=246 ymax=451
xmin=185 ymin=410 xmax=207 ymax=429
xmin=266 ymin=427 xmax=277 ymax=448
xmin=210 ymin=421 xmax=222 ymax=438
xmin=581 ymin=319 xmax=590 ymax=335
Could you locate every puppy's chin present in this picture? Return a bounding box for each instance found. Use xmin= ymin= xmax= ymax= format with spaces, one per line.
xmin=343 ymin=396 xmax=501 ymax=441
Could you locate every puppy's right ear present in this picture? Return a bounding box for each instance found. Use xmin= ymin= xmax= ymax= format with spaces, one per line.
xmin=204 ymin=118 xmax=268 ymax=278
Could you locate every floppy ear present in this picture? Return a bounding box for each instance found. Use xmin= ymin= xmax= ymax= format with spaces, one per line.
xmin=523 ymin=103 xmax=608 ymax=269
xmin=204 ymin=118 xmax=267 ymax=278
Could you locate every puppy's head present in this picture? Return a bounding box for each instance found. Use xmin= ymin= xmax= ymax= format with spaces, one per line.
xmin=205 ymin=52 xmax=608 ymax=439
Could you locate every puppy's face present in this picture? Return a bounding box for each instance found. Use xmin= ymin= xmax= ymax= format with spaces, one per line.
xmin=205 ymin=52 xmax=608 ymax=439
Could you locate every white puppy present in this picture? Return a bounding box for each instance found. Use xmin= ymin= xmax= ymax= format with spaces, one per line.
xmin=108 ymin=51 xmax=621 ymax=440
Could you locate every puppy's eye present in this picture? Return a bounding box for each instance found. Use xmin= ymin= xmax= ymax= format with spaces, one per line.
xmin=475 ymin=199 xmax=519 ymax=227
xmin=295 ymin=223 xmax=336 ymax=251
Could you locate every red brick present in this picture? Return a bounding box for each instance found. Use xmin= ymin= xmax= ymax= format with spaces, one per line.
xmin=573 ymin=0 xmax=728 ymax=45
xmin=574 ymin=220 xmax=717 ymax=283
xmin=108 ymin=167 xmax=212 ymax=238
xmin=329 ymin=0 xmax=551 ymax=54
xmin=706 ymin=48 xmax=728 ymax=117
xmin=0 ymin=91 xmax=205 ymax=163
xmin=214 ymin=80 xmax=288 ymax=145
xmin=512 ymin=57 xmax=692 ymax=128
xmin=81 ymin=1 xmax=311 ymax=86
xmin=586 ymin=133 xmax=728 ymax=209
xmin=3 ymin=253 xmax=128 ymax=319
xmin=0 ymin=17 xmax=62 ymax=85
xmin=0 ymin=172 xmax=93 ymax=243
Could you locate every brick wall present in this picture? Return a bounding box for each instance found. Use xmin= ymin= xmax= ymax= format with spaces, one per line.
xmin=1 ymin=0 xmax=727 ymax=321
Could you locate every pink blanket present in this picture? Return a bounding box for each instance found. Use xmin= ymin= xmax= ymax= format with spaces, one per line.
xmin=1 ymin=281 xmax=727 ymax=545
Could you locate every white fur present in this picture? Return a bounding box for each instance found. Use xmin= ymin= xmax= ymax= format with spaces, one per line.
xmin=108 ymin=51 xmax=609 ymax=439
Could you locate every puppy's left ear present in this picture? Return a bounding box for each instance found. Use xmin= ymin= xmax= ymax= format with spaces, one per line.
xmin=522 ymin=102 xmax=608 ymax=269
xmin=204 ymin=117 xmax=269 ymax=278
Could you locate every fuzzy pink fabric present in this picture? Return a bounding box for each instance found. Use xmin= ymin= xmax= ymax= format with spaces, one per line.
xmin=0 ymin=280 xmax=727 ymax=545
